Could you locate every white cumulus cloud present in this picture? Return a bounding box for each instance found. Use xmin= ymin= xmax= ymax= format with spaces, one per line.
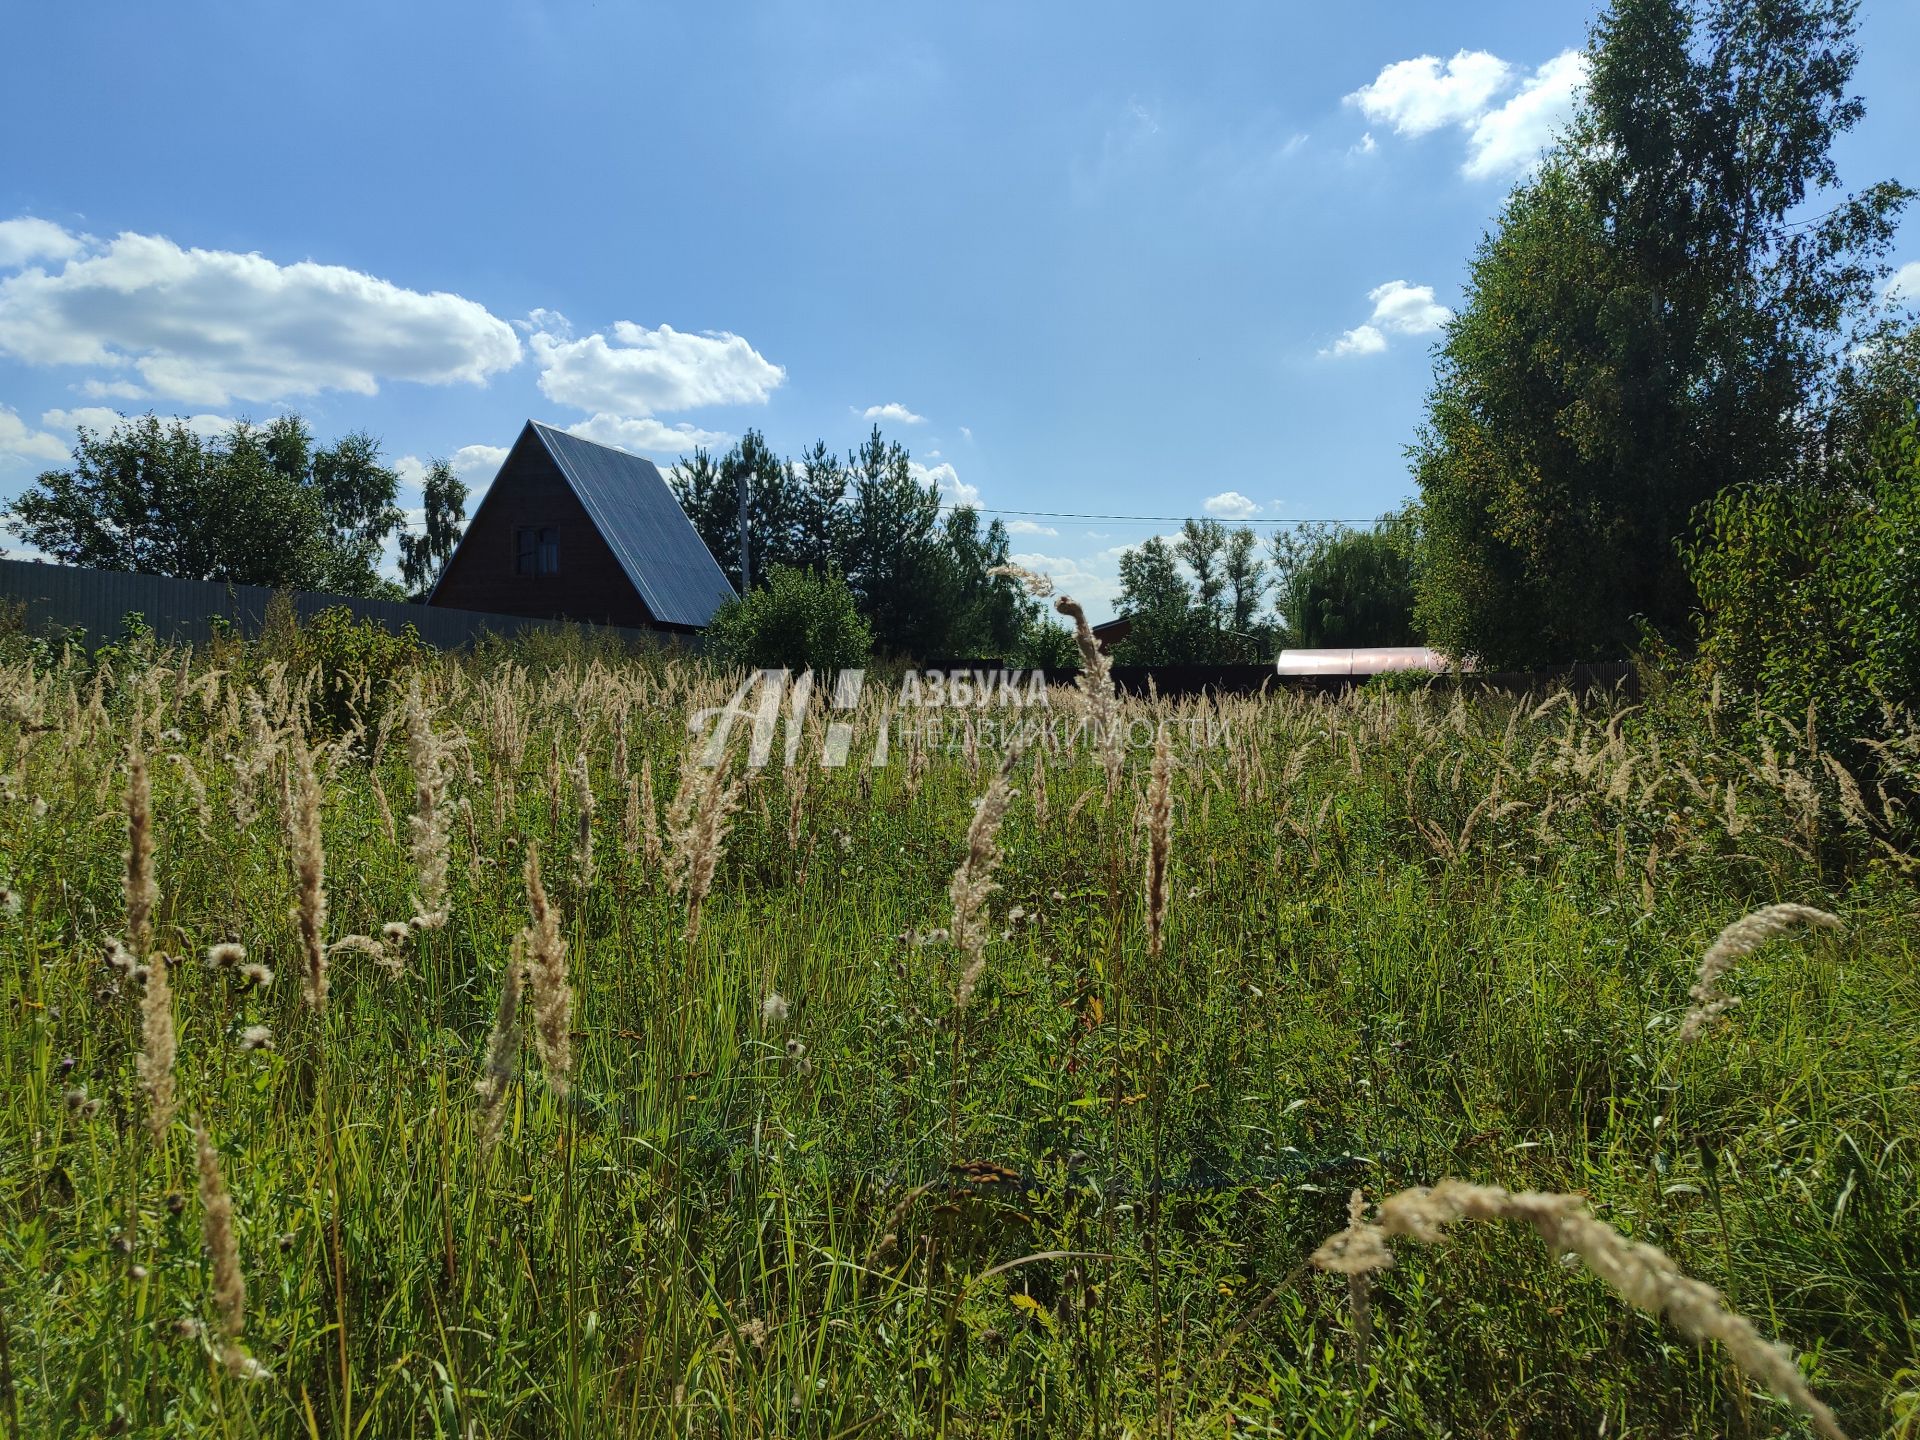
xmin=1887 ymin=261 xmax=1920 ymax=307
xmin=1323 ymin=280 xmax=1451 ymax=359
xmin=0 ymin=403 xmax=70 ymax=463
xmin=1347 ymin=48 xmax=1586 ymax=180
xmin=565 ymin=412 xmax=733 ymax=457
xmin=861 ymin=402 xmax=925 ymax=424
xmin=1323 ymin=323 xmax=1388 ymax=359
xmin=1463 ymin=50 xmax=1589 ymax=180
xmin=911 ymin=458 xmax=979 ymax=508
xmin=41 ymin=406 xmax=236 ymax=439
xmin=0 ymin=217 xmax=89 ymax=269
xmin=530 ymin=321 xmax=784 ymax=417
xmin=1203 ymin=491 xmax=1261 ymax=519
xmin=1366 ymin=279 xmax=1452 ymax=335
xmin=1346 ymin=50 xmax=1513 ymax=136
xmin=1008 ymin=551 xmax=1122 ymax=610
xmin=395 ymin=442 xmax=512 ymax=502
xmin=1006 ymin=519 xmax=1058 ymax=536
xmin=0 ymin=222 xmax=523 ymax=406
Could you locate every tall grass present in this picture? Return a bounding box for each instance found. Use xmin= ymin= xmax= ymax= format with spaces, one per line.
xmin=0 ymin=645 xmax=1915 ymax=1438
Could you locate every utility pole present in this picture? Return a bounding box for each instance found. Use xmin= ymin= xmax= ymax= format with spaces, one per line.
xmin=736 ymin=469 xmax=750 ymax=593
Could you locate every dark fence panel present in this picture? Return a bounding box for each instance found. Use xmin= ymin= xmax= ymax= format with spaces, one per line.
xmin=0 ymin=557 xmax=653 ymax=651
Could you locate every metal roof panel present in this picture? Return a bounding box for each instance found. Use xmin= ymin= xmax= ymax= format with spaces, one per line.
xmin=528 ymin=421 xmax=737 ymax=628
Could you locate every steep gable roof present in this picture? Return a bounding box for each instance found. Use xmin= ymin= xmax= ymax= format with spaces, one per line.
xmin=436 ymin=421 xmax=736 ymax=628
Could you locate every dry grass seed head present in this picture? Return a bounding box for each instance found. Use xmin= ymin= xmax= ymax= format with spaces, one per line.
xmin=1312 ymin=1179 xmax=1844 ymax=1440
xmin=125 ymin=747 xmax=156 ymax=952
xmin=138 ymin=954 xmax=178 ymax=1136
xmin=1679 ymin=903 xmax=1842 ymax=1042
xmin=522 ymin=844 xmax=572 ymax=1094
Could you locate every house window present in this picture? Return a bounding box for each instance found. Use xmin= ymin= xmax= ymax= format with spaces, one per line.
xmin=515 ymin=526 xmax=559 ymax=577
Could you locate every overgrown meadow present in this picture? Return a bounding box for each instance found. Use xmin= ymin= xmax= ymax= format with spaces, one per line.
xmin=2 ymin=639 xmax=1917 ymax=1438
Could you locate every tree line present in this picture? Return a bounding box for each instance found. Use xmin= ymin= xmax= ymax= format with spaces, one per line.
xmin=5 ymin=414 xmax=468 ymax=599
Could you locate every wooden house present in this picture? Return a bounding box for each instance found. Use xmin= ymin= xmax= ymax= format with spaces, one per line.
xmin=428 ymin=420 xmax=735 ymax=633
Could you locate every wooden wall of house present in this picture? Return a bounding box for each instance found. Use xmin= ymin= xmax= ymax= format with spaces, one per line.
xmin=429 ymin=440 xmax=665 ymax=629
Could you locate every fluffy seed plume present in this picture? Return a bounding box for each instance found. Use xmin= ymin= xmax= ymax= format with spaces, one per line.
xmin=290 ymin=733 xmax=328 ymax=1009
xmin=950 ymin=750 xmax=1019 ymax=1011
xmin=570 ymin=747 xmax=596 ymax=888
xmin=1145 ymin=725 xmax=1172 ymax=959
xmin=671 ymin=759 xmax=742 ymax=943
xmin=195 ymin=1120 xmax=268 ymax=1379
xmin=1054 ymin=595 xmax=1122 ymax=785
xmin=987 ymin=562 xmax=1055 ymax=597
xmin=474 ymin=938 xmax=526 ymax=1149
xmin=1679 ymin=904 xmax=1842 ymax=1042
xmin=138 ymin=955 xmax=178 ymax=1136
xmin=125 ymin=747 xmax=157 ymax=952
xmin=1313 ymin=1179 xmax=1844 ymax=1440
xmin=404 ymin=680 xmax=452 ymax=930
xmin=522 ymin=845 xmax=572 ymax=1094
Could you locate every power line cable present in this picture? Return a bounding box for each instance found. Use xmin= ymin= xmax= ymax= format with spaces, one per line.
xmin=934 ymin=504 xmax=1392 ymax=527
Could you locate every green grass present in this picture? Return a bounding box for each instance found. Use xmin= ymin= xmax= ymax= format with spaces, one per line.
xmin=1 ymin=653 xmax=1916 ymax=1438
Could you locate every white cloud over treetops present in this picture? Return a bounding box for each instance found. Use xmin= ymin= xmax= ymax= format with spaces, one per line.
xmin=395 ymin=443 xmax=512 ymax=503
xmin=565 ymin=413 xmax=732 ymax=457
xmin=1346 ymin=48 xmax=1588 ymax=179
xmin=861 ymin=402 xmax=925 ymax=424
xmin=1888 ymin=261 xmax=1920 ymax=306
xmin=529 ymin=319 xmax=784 ymax=417
xmin=0 ymin=222 xmax=522 ymax=406
xmin=1462 ymin=51 xmax=1590 ymax=180
xmin=1346 ymin=50 xmax=1513 ymax=136
xmin=1322 ymin=280 xmax=1452 ymax=359
xmin=41 ymin=406 xmax=236 ymax=439
xmin=1203 ymin=491 xmax=1261 ymax=519
xmin=0 ymin=403 xmax=69 ymax=464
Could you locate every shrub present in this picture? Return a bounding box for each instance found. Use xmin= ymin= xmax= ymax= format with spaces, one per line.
xmin=703 ymin=566 xmax=872 ymax=673
xmin=1685 ymin=407 xmax=1920 ymax=763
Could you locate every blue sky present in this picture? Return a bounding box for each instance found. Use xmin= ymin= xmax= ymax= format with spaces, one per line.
xmin=3 ymin=0 xmax=1916 ymax=617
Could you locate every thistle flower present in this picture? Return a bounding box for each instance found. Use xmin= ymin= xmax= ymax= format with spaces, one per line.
xmin=290 ymin=733 xmax=328 ymax=1010
xmin=205 ymin=942 xmax=246 ymax=970
xmin=381 ymin=921 xmax=411 ymax=947
xmin=195 ymin=1119 xmax=268 ymax=1379
xmin=522 ymin=845 xmax=572 ymax=1094
xmin=1679 ymin=904 xmax=1841 ymax=1042
xmin=138 ymin=953 xmax=178 ymax=1136
xmin=1313 ymin=1179 xmax=1844 ymax=1440
xmin=762 ymin=991 xmax=790 ymax=1026
xmin=125 ymin=747 xmax=157 ymax=952
xmin=1145 ymin=725 xmax=1172 ymax=960
xmin=239 ymin=1025 xmax=274 ymax=1052
xmin=239 ymin=962 xmax=274 ymax=988
xmin=951 ymin=751 xmax=1018 ymax=1012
